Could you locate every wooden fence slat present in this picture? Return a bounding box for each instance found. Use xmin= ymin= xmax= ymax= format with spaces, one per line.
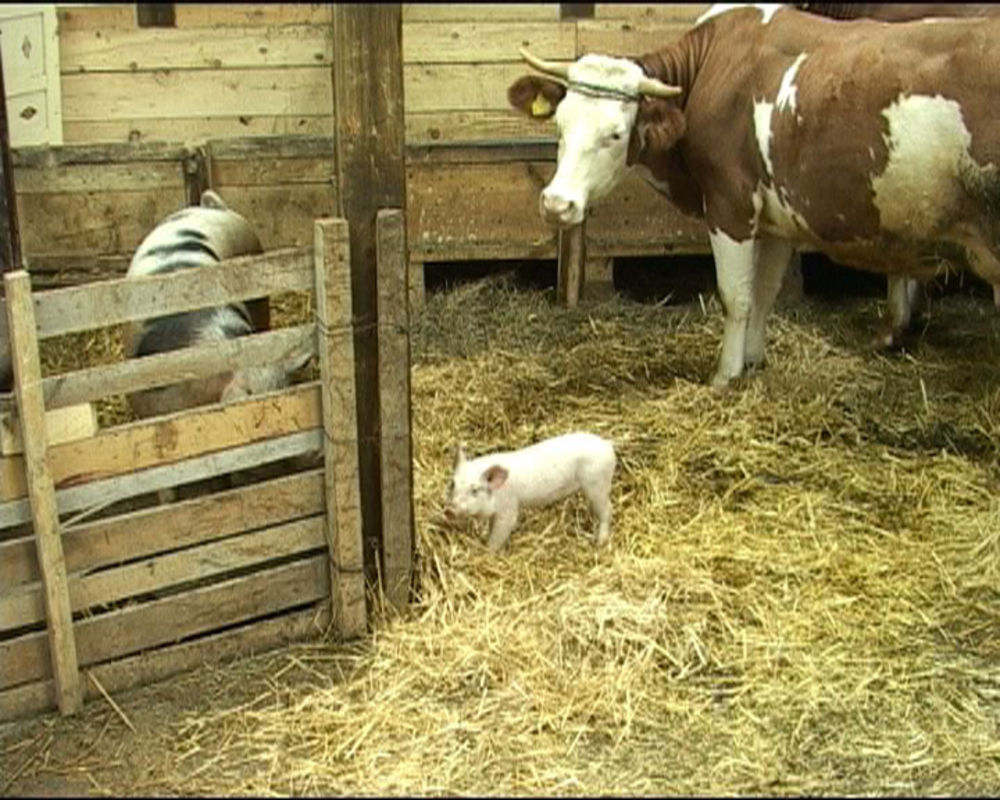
xmin=558 ymin=224 xmax=586 ymax=308
xmin=3 ymin=271 xmax=82 ymax=714
xmin=61 ymin=24 xmax=332 ymax=73
xmin=41 ymin=322 xmax=315 ymax=410
xmin=1 ymin=383 xmax=321 ymax=506
xmin=376 ymin=210 xmax=414 ymax=612
xmin=313 ymin=218 xmax=366 ymax=638
xmin=0 ymin=246 xmax=313 ymax=344
xmin=0 ymin=428 xmax=321 ymax=530
xmin=402 ymin=4 xmax=560 ymax=22
xmin=0 ymin=554 xmax=329 ymax=691
xmin=2 ymin=516 xmax=326 ymax=631
xmin=62 ymin=67 xmax=333 ymax=122
xmin=1 ymin=468 xmax=325 ymax=589
xmin=402 ymin=21 xmax=576 ymax=63
xmin=0 ymin=601 xmax=330 ymax=722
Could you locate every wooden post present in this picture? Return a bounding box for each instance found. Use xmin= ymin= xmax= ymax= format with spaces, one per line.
xmin=407 ymin=258 xmax=425 ymax=314
xmin=4 ymin=271 xmax=83 ymax=714
xmin=314 ymin=219 xmax=366 ymax=638
xmin=558 ymin=223 xmax=586 ymax=307
xmin=376 ymin=210 xmax=414 ymax=612
xmin=0 ymin=31 xmax=22 ymax=277
xmin=331 ymin=4 xmax=407 ymax=595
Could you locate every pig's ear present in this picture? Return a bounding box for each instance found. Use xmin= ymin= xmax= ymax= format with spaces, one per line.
xmin=453 ymin=443 xmax=467 ymax=469
xmin=483 ymin=465 xmax=509 ymax=490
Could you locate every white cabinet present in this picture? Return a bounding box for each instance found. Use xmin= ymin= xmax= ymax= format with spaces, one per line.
xmin=0 ymin=4 xmax=62 ymax=146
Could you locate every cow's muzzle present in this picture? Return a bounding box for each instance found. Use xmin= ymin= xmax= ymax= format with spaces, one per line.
xmin=540 ymin=187 xmax=584 ymax=228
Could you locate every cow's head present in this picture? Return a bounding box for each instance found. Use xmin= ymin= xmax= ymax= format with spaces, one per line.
xmin=509 ymin=49 xmax=683 ymax=227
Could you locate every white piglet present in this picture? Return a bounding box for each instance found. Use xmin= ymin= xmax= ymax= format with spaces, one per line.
xmin=444 ymin=432 xmax=617 ymax=552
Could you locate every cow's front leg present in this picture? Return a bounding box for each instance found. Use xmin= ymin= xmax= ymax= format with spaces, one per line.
xmin=745 ymin=237 xmax=795 ymax=369
xmin=709 ymin=231 xmax=756 ymax=388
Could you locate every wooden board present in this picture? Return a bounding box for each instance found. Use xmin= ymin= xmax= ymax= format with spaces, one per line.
xmin=16 ymin=189 xmax=185 ymax=258
xmin=60 ymin=24 xmax=332 ymax=72
xmin=0 ymin=554 xmax=329 ymax=691
xmin=402 ymin=4 xmax=560 ymax=22
xmin=62 ymin=22 xmax=574 ymax=71
xmin=1 ymin=468 xmax=325 ymax=589
xmin=38 ymin=324 xmax=314 ymax=410
xmin=56 ymin=4 xmax=334 ymax=33
xmin=4 ymin=272 xmax=82 ymax=713
xmin=593 ymin=4 xmax=709 ymax=22
xmin=13 ymin=161 xmax=182 ymax=194
xmin=313 ymin=218 xmax=365 ymax=638
xmin=403 ymin=22 xmax=575 ymax=63
xmin=406 ymin=160 xmax=559 ymax=261
xmin=376 ymin=210 xmax=414 ymax=612
xmin=0 ymin=601 xmax=329 ymax=722
xmin=11 ymin=247 xmax=313 ymax=341
xmin=405 ymin=110 xmax=554 ymax=144
xmin=62 ymin=115 xmax=334 ymax=147
xmin=2 ymin=516 xmax=326 ymax=631
xmin=1 ymin=383 xmax=320 ymax=504
xmin=1 ymin=429 xmax=322 ymax=530
xmin=0 ymin=402 xmax=97 ymax=456
xmin=404 ymin=63 xmax=543 ymax=114
xmin=578 ymin=20 xmax=693 ymax=56
xmin=62 ymin=67 xmax=333 ymax=122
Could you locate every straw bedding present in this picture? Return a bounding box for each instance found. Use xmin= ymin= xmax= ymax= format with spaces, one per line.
xmin=2 ymin=272 xmax=1000 ymax=796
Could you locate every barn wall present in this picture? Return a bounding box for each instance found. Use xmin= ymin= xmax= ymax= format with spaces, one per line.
xmin=54 ymin=3 xmax=708 ymax=146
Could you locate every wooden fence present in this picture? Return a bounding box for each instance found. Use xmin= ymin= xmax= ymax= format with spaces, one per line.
xmin=0 ymin=213 xmax=413 ymax=720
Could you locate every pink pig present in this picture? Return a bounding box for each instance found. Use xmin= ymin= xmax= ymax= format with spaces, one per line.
xmin=444 ymin=432 xmax=616 ymax=552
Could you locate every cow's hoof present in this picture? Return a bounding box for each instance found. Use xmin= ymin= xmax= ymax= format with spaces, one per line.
xmin=873 ymin=328 xmax=904 ymax=351
xmin=710 ymin=372 xmax=735 ymax=392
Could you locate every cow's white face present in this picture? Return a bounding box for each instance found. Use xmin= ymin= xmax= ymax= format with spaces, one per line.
xmin=541 ymin=55 xmax=643 ymax=228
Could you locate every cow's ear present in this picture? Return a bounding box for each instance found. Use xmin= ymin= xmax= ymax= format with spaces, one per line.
xmin=508 ymin=75 xmax=566 ymax=119
xmin=628 ymin=99 xmax=686 ymax=165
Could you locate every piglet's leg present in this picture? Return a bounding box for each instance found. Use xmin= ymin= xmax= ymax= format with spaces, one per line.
xmin=487 ymin=506 xmax=519 ymax=552
xmin=581 ymin=471 xmax=614 ymax=546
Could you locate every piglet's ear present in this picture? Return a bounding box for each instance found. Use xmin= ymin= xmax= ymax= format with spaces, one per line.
xmin=453 ymin=443 xmax=467 ymax=470
xmin=483 ymin=465 xmax=509 ymax=490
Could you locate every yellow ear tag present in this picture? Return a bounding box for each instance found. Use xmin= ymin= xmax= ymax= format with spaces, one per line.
xmin=531 ymin=94 xmax=552 ymax=117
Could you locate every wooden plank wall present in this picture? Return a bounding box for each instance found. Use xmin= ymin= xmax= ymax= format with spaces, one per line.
xmin=55 ymin=3 xmax=707 ymax=147
xmin=9 ymin=4 xmax=712 ymax=290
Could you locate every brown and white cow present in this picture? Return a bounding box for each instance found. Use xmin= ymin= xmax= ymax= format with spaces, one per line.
xmin=508 ymin=3 xmax=1000 ymax=387
xmin=799 ymin=2 xmax=1000 ymax=347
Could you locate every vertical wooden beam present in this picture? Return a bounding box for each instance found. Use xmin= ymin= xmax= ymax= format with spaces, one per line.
xmin=376 ymin=210 xmax=414 ymax=612
xmin=4 ymin=271 xmax=82 ymax=714
xmin=407 ymin=258 xmax=425 ymax=314
xmin=557 ymin=224 xmax=586 ymax=307
xmin=0 ymin=33 xmax=18 ymax=393
xmin=331 ymin=4 xmax=407 ymax=595
xmin=0 ymin=33 xmax=21 ymax=277
xmin=183 ymin=146 xmax=212 ymax=208
xmin=314 ymin=219 xmax=366 ymax=638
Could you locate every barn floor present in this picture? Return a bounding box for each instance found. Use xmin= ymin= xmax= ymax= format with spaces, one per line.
xmin=3 ymin=269 xmax=1000 ymax=796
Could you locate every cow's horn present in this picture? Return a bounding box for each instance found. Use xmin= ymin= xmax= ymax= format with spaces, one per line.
xmin=519 ymin=47 xmax=570 ymax=80
xmin=637 ymin=76 xmax=683 ymax=98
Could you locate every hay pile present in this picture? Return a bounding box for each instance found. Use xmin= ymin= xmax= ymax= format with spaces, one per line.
xmin=4 ymin=274 xmax=1000 ymax=795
